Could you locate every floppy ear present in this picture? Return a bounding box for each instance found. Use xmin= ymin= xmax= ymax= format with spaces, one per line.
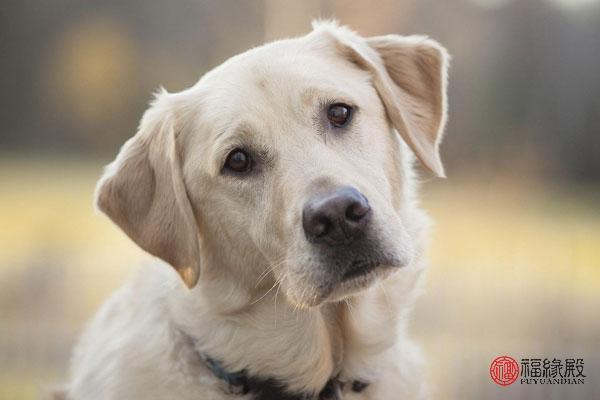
xmin=95 ymin=90 xmax=201 ymax=288
xmin=316 ymin=23 xmax=449 ymax=177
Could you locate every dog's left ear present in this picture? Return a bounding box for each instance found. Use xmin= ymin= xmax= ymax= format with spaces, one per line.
xmin=316 ymin=23 xmax=449 ymax=177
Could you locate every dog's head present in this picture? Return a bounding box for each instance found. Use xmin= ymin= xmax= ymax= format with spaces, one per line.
xmin=96 ymin=22 xmax=449 ymax=308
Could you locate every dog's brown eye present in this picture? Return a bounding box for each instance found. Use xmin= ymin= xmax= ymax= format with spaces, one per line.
xmin=224 ymin=149 xmax=252 ymax=173
xmin=327 ymin=103 xmax=352 ymax=127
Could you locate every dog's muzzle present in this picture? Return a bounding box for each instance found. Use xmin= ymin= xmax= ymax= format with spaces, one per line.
xmin=302 ymin=186 xmax=394 ymax=281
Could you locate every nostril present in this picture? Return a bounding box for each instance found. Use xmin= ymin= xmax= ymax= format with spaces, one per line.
xmin=312 ymin=217 xmax=331 ymax=238
xmin=345 ymin=199 xmax=370 ymax=221
xmin=303 ymin=204 xmax=333 ymax=240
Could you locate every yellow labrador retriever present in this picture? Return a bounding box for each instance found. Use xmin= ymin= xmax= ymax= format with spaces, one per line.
xmin=62 ymin=21 xmax=449 ymax=400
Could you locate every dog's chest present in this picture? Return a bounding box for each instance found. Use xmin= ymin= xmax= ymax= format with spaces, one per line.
xmin=174 ymin=276 xmax=410 ymax=400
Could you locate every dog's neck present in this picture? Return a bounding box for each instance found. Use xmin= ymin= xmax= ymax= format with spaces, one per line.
xmin=171 ymin=276 xmax=339 ymax=393
xmin=168 ymin=261 xmax=423 ymax=397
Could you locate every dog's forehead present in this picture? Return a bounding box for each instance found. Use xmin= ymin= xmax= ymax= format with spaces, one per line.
xmin=199 ymin=36 xmax=367 ymax=108
xmin=205 ymin=34 xmax=329 ymax=80
xmin=182 ymin=33 xmax=377 ymax=161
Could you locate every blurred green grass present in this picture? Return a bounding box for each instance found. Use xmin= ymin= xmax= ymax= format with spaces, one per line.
xmin=1 ymin=158 xmax=599 ymax=399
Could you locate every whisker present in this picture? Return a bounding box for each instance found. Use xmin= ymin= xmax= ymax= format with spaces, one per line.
xmin=254 ymin=250 xmax=304 ymax=289
xmin=273 ymin=280 xmax=282 ymax=329
xmin=250 ymin=277 xmax=281 ymax=305
xmin=254 ymin=262 xmax=278 ymax=288
xmin=254 ymin=255 xmax=295 ymax=288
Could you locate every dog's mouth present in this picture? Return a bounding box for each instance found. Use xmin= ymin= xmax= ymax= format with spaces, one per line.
xmin=283 ymin=243 xmax=410 ymax=308
xmin=321 ymin=256 xmax=404 ymax=303
xmin=341 ymin=259 xmax=384 ymax=281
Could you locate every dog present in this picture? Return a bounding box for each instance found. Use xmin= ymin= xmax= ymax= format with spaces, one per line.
xmin=59 ymin=21 xmax=449 ymax=400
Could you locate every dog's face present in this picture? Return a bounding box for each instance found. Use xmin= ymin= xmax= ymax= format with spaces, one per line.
xmin=96 ymin=22 xmax=448 ymax=308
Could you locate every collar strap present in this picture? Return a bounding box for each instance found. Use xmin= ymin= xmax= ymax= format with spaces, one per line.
xmin=203 ymin=355 xmax=368 ymax=399
xmin=204 ymin=356 xmax=250 ymax=395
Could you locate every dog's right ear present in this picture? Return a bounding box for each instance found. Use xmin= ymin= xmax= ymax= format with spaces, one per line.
xmin=95 ymin=90 xmax=201 ymax=288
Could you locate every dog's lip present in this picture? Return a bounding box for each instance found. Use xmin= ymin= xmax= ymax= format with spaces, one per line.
xmin=325 ymin=266 xmax=393 ymax=303
xmin=341 ymin=259 xmax=384 ymax=281
xmin=342 ymin=254 xmax=405 ymax=279
xmin=289 ymin=257 xmax=406 ymax=307
xmin=324 ymin=258 xmax=404 ymax=302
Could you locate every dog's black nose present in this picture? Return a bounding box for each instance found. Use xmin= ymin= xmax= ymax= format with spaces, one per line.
xmin=302 ymin=186 xmax=371 ymax=245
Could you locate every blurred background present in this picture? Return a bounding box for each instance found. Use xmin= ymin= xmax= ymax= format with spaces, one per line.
xmin=1 ymin=0 xmax=599 ymax=399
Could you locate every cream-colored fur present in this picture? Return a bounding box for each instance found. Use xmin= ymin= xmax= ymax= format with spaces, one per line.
xmin=60 ymin=21 xmax=449 ymax=400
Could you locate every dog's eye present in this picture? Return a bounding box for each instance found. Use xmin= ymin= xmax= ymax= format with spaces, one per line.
xmin=224 ymin=148 xmax=252 ymax=173
xmin=327 ymin=103 xmax=353 ymax=128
